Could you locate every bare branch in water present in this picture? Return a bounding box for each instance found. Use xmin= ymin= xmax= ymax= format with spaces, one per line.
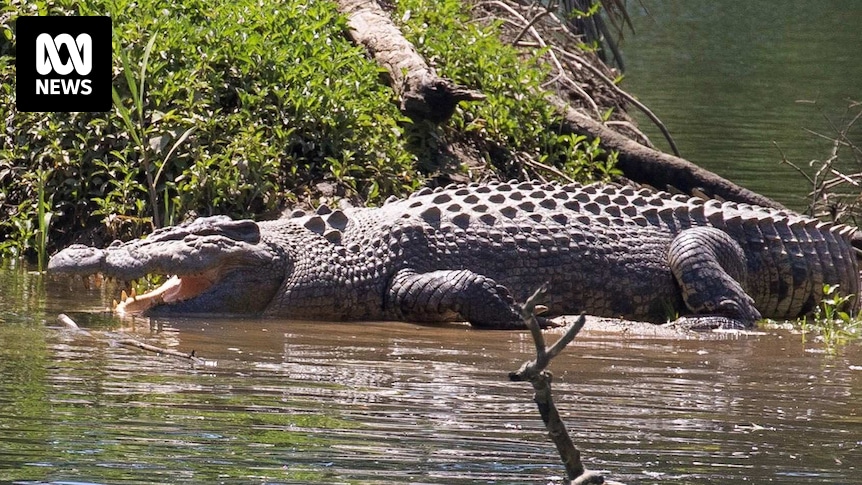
xmin=509 ymin=289 xmax=626 ymax=484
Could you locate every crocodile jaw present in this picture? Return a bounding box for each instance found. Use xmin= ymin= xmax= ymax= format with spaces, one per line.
xmin=116 ymin=272 xmax=218 ymax=314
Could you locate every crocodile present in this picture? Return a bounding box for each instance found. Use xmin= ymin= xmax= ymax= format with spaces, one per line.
xmin=48 ymin=180 xmax=861 ymax=329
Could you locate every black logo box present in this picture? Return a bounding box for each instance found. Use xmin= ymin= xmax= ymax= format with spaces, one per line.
xmin=16 ymin=16 xmax=112 ymax=112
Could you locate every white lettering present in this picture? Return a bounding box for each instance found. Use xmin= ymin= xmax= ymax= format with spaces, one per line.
xmin=36 ymin=79 xmax=50 ymax=94
xmin=35 ymin=33 xmax=92 ymax=76
xmin=35 ymin=78 xmax=92 ymax=95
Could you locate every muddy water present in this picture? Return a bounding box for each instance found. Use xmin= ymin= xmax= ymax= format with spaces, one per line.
xmin=1 ymin=264 xmax=861 ymax=484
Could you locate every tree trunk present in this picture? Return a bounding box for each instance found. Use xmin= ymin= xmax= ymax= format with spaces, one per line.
xmin=548 ymin=94 xmax=785 ymax=209
xmin=335 ymin=0 xmax=485 ymax=123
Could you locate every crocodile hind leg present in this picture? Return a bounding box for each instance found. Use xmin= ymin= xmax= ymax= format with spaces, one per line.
xmin=385 ymin=269 xmax=530 ymax=329
xmin=667 ymin=226 xmax=762 ymax=329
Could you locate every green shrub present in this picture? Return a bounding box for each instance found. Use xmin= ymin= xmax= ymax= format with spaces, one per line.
xmin=396 ymin=0 xmax=620 ymax=181
xmin=0 ymin=0 xmax=617 ymax=263
xmin=1 ymin=0 xmax=417 ymax=260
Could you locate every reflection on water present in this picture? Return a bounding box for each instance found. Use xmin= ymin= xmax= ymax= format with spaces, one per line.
xmin=1 ymin=264 xmax=861 ymax=484
xmin=622 ymin=0 xmax=862 ymax=209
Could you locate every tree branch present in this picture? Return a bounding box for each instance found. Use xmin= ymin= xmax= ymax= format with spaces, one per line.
xmin=335 ymin=0 xmax=484 ymax=123
xmin=509 ymin=289 xmax=625 ymax=484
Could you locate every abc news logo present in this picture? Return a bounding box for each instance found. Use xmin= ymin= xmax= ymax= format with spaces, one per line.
xmin=17 ymin=16 xmax=111 ymax=112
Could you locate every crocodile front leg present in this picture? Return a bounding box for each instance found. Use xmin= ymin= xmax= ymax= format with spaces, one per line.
xmin=385 ymin=269 xmax=528 ymax=329
xmin=668 ymin=226 xmax=762 ymax=329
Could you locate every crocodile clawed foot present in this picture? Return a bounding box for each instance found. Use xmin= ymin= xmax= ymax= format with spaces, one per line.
xmin=665 ymin=315 xmax=749 ymax=332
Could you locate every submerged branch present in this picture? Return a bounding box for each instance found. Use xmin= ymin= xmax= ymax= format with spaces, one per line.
xmin=509 ymin=287 xmax=625 ymax=485
xmin=54 ymin=313 xmax=205 ymax=365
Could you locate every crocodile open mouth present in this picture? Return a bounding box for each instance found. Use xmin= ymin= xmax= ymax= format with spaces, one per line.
xmin=115 ymin=270 xmax=219 ymax=314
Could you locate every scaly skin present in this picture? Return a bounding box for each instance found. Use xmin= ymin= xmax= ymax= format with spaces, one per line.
xmin=48 ymin=181 xmax=861 ymax=329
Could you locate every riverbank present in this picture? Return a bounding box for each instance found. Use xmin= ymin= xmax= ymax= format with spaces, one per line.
xmin=2 ymin=0 xmax=634 ymax=264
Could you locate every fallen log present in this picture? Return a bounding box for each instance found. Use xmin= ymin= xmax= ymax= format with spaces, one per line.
xmin=335 ymin=0 xmax=484 ymax=123
xmin=548 ymin=96 xmax=785 ymax=210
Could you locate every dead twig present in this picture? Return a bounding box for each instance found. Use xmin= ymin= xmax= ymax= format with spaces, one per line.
xmin=509 ymin=286 xmax=625 ymax=484
xmin=116 ymin=338 xmax=205 ymax=364
xmin=54 ymin=313 xmax=205 ymax=365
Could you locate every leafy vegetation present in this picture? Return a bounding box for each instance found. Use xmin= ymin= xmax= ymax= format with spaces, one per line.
xmin=396 ymin=0 xmax=622 ymax=182
xmin=1 ymin=0 xmax=621 ymax=266
xmin=795 ymin=284 xmax=862 ymax=352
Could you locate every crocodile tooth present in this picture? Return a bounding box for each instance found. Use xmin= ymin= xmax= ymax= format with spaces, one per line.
xmin=113 ymin=299 xmax=119 ymax=308
xmin=130 ymin=287 xmax=137 ymax=299
xmin=316 ymin=204 xmax=332 ymax=215
xmin=121 ymin=290 xmax=128 ymax=301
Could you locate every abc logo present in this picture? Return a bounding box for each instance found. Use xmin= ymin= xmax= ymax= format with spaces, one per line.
xmin=16 ymin=16 xmax=111 ymax=112
xmin=35 ymin=33 xmax=94 ymax=95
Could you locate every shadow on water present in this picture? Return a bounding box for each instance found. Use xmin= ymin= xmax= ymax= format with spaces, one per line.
xmin=1 ymin=263 xmax=861 ymax=484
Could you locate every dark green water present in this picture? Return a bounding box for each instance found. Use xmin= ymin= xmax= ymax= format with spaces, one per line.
xmin=621 ymin=0 xmax=862 ymax=209
xmin=2 ymin=264 xmax=861 ymax=484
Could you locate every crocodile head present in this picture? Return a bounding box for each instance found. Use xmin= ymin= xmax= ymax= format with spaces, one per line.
xmin=48 ymin=216 xmax=285 ymax=316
